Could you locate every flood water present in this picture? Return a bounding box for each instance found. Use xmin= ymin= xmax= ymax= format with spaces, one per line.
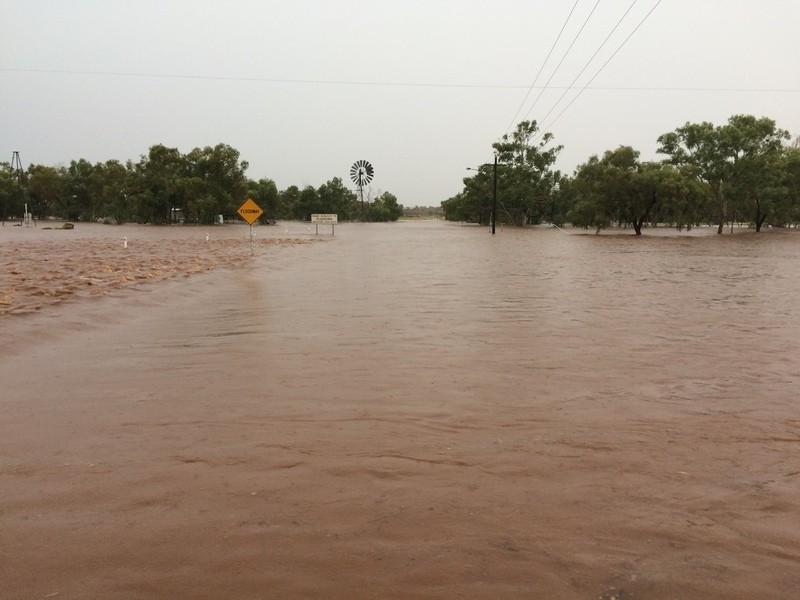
xmin=256 ymin=221 xmax=800 ymax=413
xmin=2 ymin=220 xmax=799 ymax=599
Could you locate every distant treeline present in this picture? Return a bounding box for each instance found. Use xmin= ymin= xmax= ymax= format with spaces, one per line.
xmin=443 ymin=114 xmax=800 ymax=234
xmin=1 ymin=143 xmax=403 ymax=225
xmin=403 ymin=205 xmax=444 ymax=218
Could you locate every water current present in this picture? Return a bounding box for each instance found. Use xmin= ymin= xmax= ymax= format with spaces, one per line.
xmin=2 ymin=220 xmax=799 ymax=599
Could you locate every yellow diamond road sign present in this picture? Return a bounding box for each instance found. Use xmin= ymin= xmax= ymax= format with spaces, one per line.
xmin=237 ymin=198 xmax=263 ymax=225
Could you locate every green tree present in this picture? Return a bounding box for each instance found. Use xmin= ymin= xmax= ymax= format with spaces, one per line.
xmin=65 ymin=159 xmax=97 ymax=221
xmin=563 ymin=155 xmax=612 ymax=233
xmin=0 ymin=162 xmax=22 ymax=222
xmin=454 ymin=121 xmax=561 ymax=226
xmin=27 ymin=164 xmax=67 ymax=220
xmin=783 ymin=145 xmax=800 ymax=225
xmin=443 ymin=168 xmax=494 ymax=224
xmin=727 ymin=151 xmax=783 ymax=231
xmin=184 ymin=143 xmax=249 ymax=223
xmin=317 ymin=177 xmax=357 ymax=220
xmin=492 ymin=120 xmax=563 ymax=226
xmin=368 ymin=191 xmax=403 ymax=222
xmin=279 ymin=185 xmax=301 ymax=220
xmin=649 ymin=165 xmax=706 ymax=230
xmin=442 ymin=191 xmax=477 ymax=223
xmin=131 ymin=144 xmax=184 ymax=224
xmin=567 ymin=146 xmax=704 ymax=235
xmin=657 ymin=114 xmax=789 ymax=233
xmin=292 ymin=185 xmax=322 ymax=221
xmin=246 ymin=178 xmax=280 ymax=221
xmin=93 ymin=160 xmax=130 ymax=224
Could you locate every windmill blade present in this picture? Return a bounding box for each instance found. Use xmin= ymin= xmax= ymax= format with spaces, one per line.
xmin=350 ymin=160 xmax=374 ymax=187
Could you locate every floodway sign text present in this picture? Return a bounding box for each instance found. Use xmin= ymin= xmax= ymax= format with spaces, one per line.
xmin=311 ymin=213 xmax=338 ymax=224
xmin=237 ymin=198 xmax=263 ymax=225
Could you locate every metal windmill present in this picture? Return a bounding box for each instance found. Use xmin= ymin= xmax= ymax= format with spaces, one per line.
xmin=350 ymin=160 xmax=374 ymax=218
xmin=7 ymin=151 xmax=29 ymax=226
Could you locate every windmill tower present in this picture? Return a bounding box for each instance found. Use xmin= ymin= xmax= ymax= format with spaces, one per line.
xmin=350 ymin=160 xmax=374 ymax=220
xmin=8 ymin=151 xmax=32 ymax=226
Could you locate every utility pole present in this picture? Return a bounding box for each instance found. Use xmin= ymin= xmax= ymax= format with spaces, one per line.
xmin=466 ymin=156 xmax=499 ymax=234
xmin=492 ymin=154 xmax=497 ymax=235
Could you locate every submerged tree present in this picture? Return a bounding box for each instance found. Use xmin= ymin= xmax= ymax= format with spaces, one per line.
xmin=492 ymin=120 xmax=563 ymax=226
xmin=449 ymin=120 xmax=562 ymax=226
xmin=184 ymin=144 xmax=249 ymax=223
xmin=566 ymin=146 xmax=705 ymax=234
xmin=367 ymin=191 xmax=403 ymax=222
xmin=657 ymin=114 xmax=789 ymax=233
xmin=317 ymin=177 xmax=357 ymax=221
xmin=247 ymin=178 xmax=280 ymax=221
xmin=0 ymin=162 xmax=22 ymax=222
xmin=26 ymin=164 xmax=66 ymax=220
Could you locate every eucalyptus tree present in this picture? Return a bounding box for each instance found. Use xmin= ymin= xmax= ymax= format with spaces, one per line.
xmin=784 ymin=146 xmax=800 ymax=225
xmin=291 ymin=185 xmax=322 ymax=221
xmin=367 ymin=191 xmax=403 ymax=222
xmin=657 ymin=114 xmax=789 ymax=233
xmin=567 ymin=146 xmax=703 ymax=235
xmin=563 ymin=154 xmax=613 ymax=232
xmin=246 ymin=178 xmax=280 ymax=221
xmin=65 ymin=159 xmax=97 ymax=221
xmin=441 ymin=191 xmax=477 ymax=223
xmin=492 ymin=120 xmax=563 ymax=226
xmin=650 ymin=165 xmax=706 ymax=230
xmin=0 ymin=162 xmax=20 ymax=222
xmin=184 ymin=143 xmax=249 ymax=223
xmin=92 ymin=160 xmax=130 ymax=223
xmin=726 ymin=150 xmax=786 ymax=231
xmin=317 ymin=177 xmax=357 ymax=220
xmin=24 ymin=164 xmax=63 ymax=220
xmin=279 ymin=185 xmax=301 ymax=220
xmin=449 ymin=170 xmax=493 ymax=224
xmin=453 ymin=120 xmax=561 ymax=226
xmin=131 ymin=144 xmax=184 ymax=223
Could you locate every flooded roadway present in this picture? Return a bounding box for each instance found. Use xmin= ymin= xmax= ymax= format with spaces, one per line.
xmin=2 ymin=220 xmax=799 ymax=599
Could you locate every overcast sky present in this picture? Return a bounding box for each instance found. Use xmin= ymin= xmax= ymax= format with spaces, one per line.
xmin=2 ymin=0 xmax=798 ymax=207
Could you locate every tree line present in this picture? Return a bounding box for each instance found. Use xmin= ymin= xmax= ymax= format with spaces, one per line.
xmin=443 ymin=115 xmax=800 ymax=234
xmin=0 ymin=143 xmax=403 ymax=225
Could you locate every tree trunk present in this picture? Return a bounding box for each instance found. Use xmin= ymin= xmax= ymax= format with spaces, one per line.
xmin=714 ymin=186 xmax=726 ymax=234
xmin=754 ymin=197 xmax=763 ymax=232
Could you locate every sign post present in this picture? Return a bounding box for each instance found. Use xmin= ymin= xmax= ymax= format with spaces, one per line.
xmin=237 ymin=198 xmax=264 ymax=254
xmin=311 ymin=213 xmax=338 ymax=235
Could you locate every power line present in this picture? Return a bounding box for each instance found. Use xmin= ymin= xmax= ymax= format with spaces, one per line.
xmin=2 ymin=67 xmax=796 ymax=94
xmin=1 ymin=67 xmax=528 ymax=89
xmin=538 ymin=0 xmax=664 ymax=136
xmin=518 ymin=0 xmax=602 ymax=124
xmin=536 ymin=1 xmax=639 ymax=128
xmin=504 ymin=0 xmax=580 ymax=135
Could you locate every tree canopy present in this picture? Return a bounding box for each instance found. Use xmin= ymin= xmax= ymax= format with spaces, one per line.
xmin=657 ymin=115 xmax=790 ymax=233
xmin=565 ymin=146 xmax=705 ymax=235
xmin=443 ymin=114 xmax=797 ymax=234
xmin=443 ymin=120 xmax=564 ymax=227
xmin=3 ymin=144 xmax=402 ymax=225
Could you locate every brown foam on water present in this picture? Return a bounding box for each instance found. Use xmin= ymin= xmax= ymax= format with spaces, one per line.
xmin=1 ymin=232 xmax=316 ymax=317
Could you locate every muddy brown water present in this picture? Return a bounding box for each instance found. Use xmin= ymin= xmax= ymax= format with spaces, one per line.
xmin=1 ymin=220 xmax=799 ymax=599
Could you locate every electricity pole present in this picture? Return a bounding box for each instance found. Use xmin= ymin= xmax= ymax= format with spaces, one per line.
xmin=491 ymin=154 xmax=497 ymax=235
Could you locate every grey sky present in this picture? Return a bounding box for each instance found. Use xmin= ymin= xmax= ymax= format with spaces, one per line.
xmin=2 ymin=0 xmax=798 ymax=207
